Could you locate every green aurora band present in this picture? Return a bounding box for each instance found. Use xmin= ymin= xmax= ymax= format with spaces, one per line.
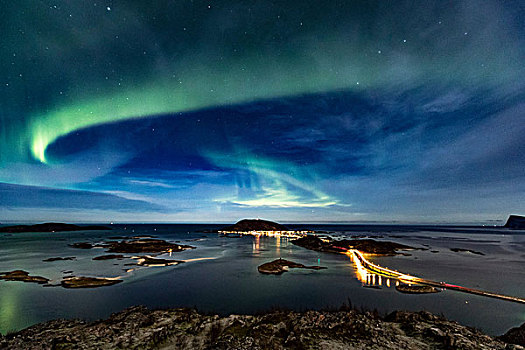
xmin=0 ymin=0 xmax=517 ymax=168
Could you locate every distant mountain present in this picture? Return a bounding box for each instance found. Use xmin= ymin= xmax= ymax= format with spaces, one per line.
xmin=504 ymin=215 xmax=525 ymax=230
xmin=0 ymin=223 xmax=111 ymax=233
xmin=220 ymin=219 xmax=289 ymax=232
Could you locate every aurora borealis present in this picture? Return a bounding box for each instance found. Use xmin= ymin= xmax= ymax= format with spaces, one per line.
xmin=0 ymin=1 xmax=524 ymax=222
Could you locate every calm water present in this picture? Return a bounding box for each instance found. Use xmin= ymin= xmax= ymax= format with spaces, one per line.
xmin=0 ymin=224 xmax=524 ymax=335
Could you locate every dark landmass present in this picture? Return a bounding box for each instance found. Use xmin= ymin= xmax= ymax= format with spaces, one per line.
xmin=105 ymin=239 xmax=194 ymax=254
xmin=136 ymin=256 xmax=184 ymax=267
xmin=0 ymin=223 xmax=110 ymax=233
xmin=69 ymin=242 xmax=96 ymax=249
xmin=450 ymin=248 xmax=485 ymax=255
xmin=257 ymin=258 xmax=326 ymax=275
xmin=1 ymin=306 xmax=522 ymax=349
xmin=69 ymin=239 xmax=195 ymax=254
xmin=92 ymin=254 xmax=125 ymax=261
xmin=220 ymin=234 xmax=242 ymax=238
xmin=500 ymin=322 xmax=525 ymax=347
xmin=43 ymin=257 xmax=76 ymax=262
xmin=60 ymin=277 xmax=122 ymax=289
xmin=292 ymin=235 xmax=414 ymax=255
xmin=504 ymin=215 xmax=525 ymax=230
xmin=221 ymin=219 xmax=290 ymax=232
xmin=0 ymin=270 xmax=49 ymax=284
xmin=395 ymin=284 xmax=440 ymax=294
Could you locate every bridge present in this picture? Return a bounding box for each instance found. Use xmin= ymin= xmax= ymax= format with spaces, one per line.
xmin=348 ymin=249 xmax=525 ymax=304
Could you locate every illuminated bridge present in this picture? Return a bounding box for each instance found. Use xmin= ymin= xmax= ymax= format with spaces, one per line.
xmin=348 ymin=249 xmax=525 ymax=304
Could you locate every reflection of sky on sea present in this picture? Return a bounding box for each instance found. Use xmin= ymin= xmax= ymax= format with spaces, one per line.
xmin=0 ymin=224 xmax=524 ymax=335
xmin=0 ymin=284 xmax=17 ymax=333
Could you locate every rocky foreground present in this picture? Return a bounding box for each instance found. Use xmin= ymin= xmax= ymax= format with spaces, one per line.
xmin=1 ymin=306 xmax=523 ymax=349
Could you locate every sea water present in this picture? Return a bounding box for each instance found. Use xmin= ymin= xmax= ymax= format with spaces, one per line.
xmin=0 ymin=224 xmax=524 ymax=335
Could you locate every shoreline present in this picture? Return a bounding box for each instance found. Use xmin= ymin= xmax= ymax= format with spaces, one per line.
xmin=1 ymin=305 xmax=523 ymax=349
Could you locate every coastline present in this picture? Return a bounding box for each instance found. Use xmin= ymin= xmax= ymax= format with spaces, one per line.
xmin=1 ymin=305 xmax=523 ymax=349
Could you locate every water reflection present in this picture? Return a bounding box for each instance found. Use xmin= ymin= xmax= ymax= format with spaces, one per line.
xmin=347 ymin=250 xmax=420 ymax=290
xmin=348 ymin=250 xmax=395 ymax=289
xmin=252 ymin=235 xmax=260 ymax=252
xmin=0 ymin=285 xmax=19 ymax=333
xmin=252 ymin=235 xmax=289 ymax=256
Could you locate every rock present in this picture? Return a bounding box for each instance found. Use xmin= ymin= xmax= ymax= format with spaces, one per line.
xmin=504 ymin=215 xmax=525 ymax=230
xmin=60 ymin=277 xmax=122 ymax=288
xmin=0 ymin=223 xmax=110 ymax=233
xmin=69 ymin=242 xmax=94 ymax=249
xmin=395 ymin=284 xmax=440 ymax=294
xmin=135 ymin=256 xmax=183 ymax=266
xmin=220 ymin=219 xmax=290 ymax=232
xmin=257 ymin=258 xmax=326 ymax=275
xmin=450 ymin=248 xmax=485 ymax=255
xmin=43 ymin=257 xmax=76 ymax=262
xmin=105 ymin=239 xmax=194 ymax=254
xmin=0 ymin=270 xmax=49 ymax=284
xmin=92 ymin=254 xmax=125 ymax=261
xmin=68 ymin=238 xmax=194 ymax=254
xmin=292 ymin=235 xmax=414 ymax=255
xmin=1 ymin=307 xmax=520 ymax=349
xmin=499 ymin=322 xmax=525 ymax=346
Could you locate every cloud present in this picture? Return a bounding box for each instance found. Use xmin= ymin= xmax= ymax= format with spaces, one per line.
xmin=0 ymin=182 xmax=165 ymax=212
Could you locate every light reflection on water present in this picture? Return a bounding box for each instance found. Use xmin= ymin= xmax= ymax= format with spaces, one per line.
xmin=0 ymin=284 xmax=17 ymax=333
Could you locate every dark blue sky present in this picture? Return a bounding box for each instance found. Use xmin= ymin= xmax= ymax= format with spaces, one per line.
xmin=0 ymin=1 xmax=523 ymax=223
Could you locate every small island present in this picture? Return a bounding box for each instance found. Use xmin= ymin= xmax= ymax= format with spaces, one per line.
xmin=0 ymin=270 xmax=49 ymax=284
xmin=60 ymin=277 xmax=122 ymax=289
xmin=92 ymin=254 xmax=125 ymax=261
xmin=135 ymin=256 xmax=183 ymax=267
xmin=292 ymin=235 xmax=414 ymax=255
xmin=69 ymin=238 xmax=195 ymax=254
xmin=0 ymin=223 xmax=111 ymax=233
xmin=218 ymin=219 xmax=311 ymax=237
xmin=258 ymin=258 xmax=326 ymax=275
xmin=395 ymin=284 xmax=440 ymax=294
xmin=504 ymin=215 xmax=525 ymax=229
xmin=220 ymin=219 xmax=290 ymax=232
xmin=43 ymin=257 xmax=76 ymax=262
xmin=106 ymin=239 xmax=194 ymax=254
xmin=450 ymin=248 xmax=484 ymax=255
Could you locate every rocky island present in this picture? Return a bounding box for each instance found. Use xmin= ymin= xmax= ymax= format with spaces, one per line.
xmin=292 ymin=235 xmax=414 ymax=255
xmin=220 ymin=218 xmax=290 ymax=232
xmin=2 ymin=238 xmax=193 ymax=289
xmin=258 ymin=258 xmax=326 ymax=275
xmin=68 ymin=238 xmax=195 ymax=254
xmin=504 ymin=215 xmax=525 ymax=229
xmin=395 ymin=284 xmax=440 ymax=294
xmin=0 ymin=270 xmax=49 ymax=284
xmin=0 ymin=223 xmax=110 ymax=233
xmin=1 ymin=305 xmax=523 ymax=349
xmin=60 ymin=277 xmax=122 ymax=289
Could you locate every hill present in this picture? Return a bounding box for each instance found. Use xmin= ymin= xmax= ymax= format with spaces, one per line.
xmin=220 ymin=219 xmax=289 ymax=232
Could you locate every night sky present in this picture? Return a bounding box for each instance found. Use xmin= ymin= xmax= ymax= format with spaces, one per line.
xmin=0 ymin=1 xmax=523 ymax=223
